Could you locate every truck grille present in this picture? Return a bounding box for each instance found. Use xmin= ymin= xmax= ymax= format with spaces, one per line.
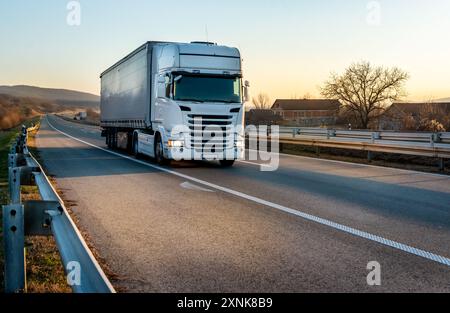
xmin=187 ymin=114 xmax=235 ymax=153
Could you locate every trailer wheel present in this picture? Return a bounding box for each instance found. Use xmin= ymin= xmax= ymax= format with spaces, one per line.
xmin=132 ymin=134 xmax=139 ymax=157
xmin=111 ymin=129 xmax=117 ymax=149
xmin=106 ymin=130 xmax=112 ymax=149
xmin=155 ymin=134 xmax=170 ymax=166
xmin=126 ymin=132 xmax=133 ymax=153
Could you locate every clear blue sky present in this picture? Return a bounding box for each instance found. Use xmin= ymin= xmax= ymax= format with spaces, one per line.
xmin=1 ymin=0 xmax=449 ymax=101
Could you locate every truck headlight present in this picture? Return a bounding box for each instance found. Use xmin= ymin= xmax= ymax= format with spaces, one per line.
xmin=168 ymin=140 xmax=184 ymax=148
xmin=234 ymin=134 xmax=245 ymax=148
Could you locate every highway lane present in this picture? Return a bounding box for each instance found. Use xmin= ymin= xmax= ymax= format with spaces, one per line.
xmin=35 ymin=115 xmax=450 ymax=292
xmin=45 ymin=115 xmax=450 ymax=257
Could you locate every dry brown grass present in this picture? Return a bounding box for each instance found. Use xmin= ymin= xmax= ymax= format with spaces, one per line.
xmin=86 ymin=108 xmax=100 ymax=123
xmin=0 ymin=94 xmax=67 ymax=131
xmin=0 ymin=110 xmax=22 ymax=129
xmin=21 ymin=186 xmax=71 ymax=293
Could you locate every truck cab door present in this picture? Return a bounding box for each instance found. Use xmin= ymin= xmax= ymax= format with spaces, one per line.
xmin=155 ymin=74 xmax=169 ymax=122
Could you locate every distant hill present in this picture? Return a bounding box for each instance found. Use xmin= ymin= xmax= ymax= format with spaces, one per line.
xmin=0 ymin=93 xmax=62 ymax=130
xmin=435 ymin=97 xmax=450 ymax=102
xmin=0 ymin=85 xmax=99 ymax=108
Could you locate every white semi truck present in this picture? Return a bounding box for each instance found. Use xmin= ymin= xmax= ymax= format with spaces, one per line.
xmin=100 ymin=41 xmax=249 ymax=167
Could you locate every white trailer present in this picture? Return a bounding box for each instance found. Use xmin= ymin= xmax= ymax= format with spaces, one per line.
xmin=100 ymin=41 xmax=249 ymax=166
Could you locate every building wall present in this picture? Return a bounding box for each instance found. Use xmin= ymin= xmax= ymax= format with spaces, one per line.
xmin=274 ymin=109 xmax=337 ymax=127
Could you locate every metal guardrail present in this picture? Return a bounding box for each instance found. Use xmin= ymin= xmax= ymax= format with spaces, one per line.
xmin=279 ymin=127 xmax=450 ymax=143
xmin=2 ymin=126 xmax=115 ymax=293
xmin=273 ymin=127 xmax=450 ymax=169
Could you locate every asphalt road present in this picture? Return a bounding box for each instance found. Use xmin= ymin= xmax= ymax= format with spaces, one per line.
xmin=35 ymin=115 xmax=450 ymax=292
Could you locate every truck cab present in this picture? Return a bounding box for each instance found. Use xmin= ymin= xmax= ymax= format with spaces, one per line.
xmin=150 ymin=42 xmax=247 ymax=165
xmin=101 ymin=41 xmax=249 ymax=167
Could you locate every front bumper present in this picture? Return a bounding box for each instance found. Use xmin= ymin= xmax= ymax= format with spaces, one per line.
xmin=166 ymin=146 xmax=244 ymax=161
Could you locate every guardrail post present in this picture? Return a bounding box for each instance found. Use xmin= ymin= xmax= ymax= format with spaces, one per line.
xmin=372 ymin=132 xmax=380 ymax=143
xmin=9 ymin=167 xmax=21 ymax=205
xmin=2 ymin=204 xmax=26 ymax=293
xmin=8 ymin=153 xmax=17 ymax=168
xmin=24 ymin=201 xmax=55 ymax=236
xmin=431 ymin=133 xmax=441 ymax=144
xmin=438 ymin=158 xmax=445 ymax=171
xmin=327 ymin=130 xmax=336 ymax=139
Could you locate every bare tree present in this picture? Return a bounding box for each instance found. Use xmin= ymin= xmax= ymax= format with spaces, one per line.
xmin=418 ymin=119 xmax=446 ymax=132
xmin=321 ymin=61 xmax=409 ymax=129
xmin=252 ymin=93 xmax=272 ymax=110
xmin=417 ymin=101 xmax=448 ymax=132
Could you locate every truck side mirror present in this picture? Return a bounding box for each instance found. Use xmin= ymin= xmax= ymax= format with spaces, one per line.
xmin=243 ymin=80 xmax=250 ymax=102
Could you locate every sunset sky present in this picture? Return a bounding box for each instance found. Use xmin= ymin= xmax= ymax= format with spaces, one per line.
xmin=1 ymin=0 xmax=449 ymax=101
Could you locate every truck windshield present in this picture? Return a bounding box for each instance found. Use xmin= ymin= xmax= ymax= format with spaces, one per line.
xmin=173 ymin=75 xmax=241 ymax=103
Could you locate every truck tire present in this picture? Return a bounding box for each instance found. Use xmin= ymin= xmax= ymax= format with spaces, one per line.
xmin=126 ymin=132 xmax=133 ymax=153
xmin=219 ymin=160 xmax=235 ymax=167
xmin=155 ymin=134 xmax=170 ymax=166
xmin=106 ymin=130 xmax=112 ymax=149
xmin=111 ymin=129 xmax=117 ymax=149
xmin=132 ymin=134 xmax=139 ymax=157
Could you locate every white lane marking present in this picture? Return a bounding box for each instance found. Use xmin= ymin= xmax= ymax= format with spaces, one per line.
xmin=180 ymin=182 xmax=215 ymax=193
xmin=45 ymin=116 xmax=450 ymax=267
xmin=237 ymin=160 xmax=273 ymax=168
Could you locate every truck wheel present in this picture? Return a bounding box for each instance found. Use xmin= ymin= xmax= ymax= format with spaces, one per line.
xmin=126 ymin=132 xmax=133 ymax=153
xmin=219 ymin=160 xmax=235 ymax=167
xmin=132 ymin=135 xmax=139 ymax=157
xmin=106 ymin=131 xmax=112 ymax=149
xmin=111 ymin=129 xmax=117 ymax=149
xmin=155 ymin=134 xmax=170 ymax=165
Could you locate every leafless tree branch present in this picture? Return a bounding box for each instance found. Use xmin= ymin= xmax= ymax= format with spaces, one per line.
xmin=321 ymin=61 xmax=409 ymax=129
